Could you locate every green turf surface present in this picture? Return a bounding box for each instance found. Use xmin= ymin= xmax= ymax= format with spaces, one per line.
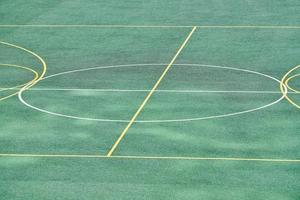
xmin=1 ymin=157 xmax=300 ymax=200
xmin=1 ymin=0 xmax=300 ymax=25
xmin=1 ymin=0 xmax=300 ymax=199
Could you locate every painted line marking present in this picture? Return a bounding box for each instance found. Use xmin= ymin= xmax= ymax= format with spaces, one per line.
xmin=285 ymin=73 xmax=300 ymax=93
xmin=0 ymin=153 xmax=300 ymax=163
xmin=0 ymin=64 xmax=39 ymax=95
xmin=0 ymin=87 xmax=293 ymax=94
xmin=0 ymin=41 xmax=47 ymax=101
xmin=280 ymin=64 xmax=300 ymax=109
xmin=199 ymin=25 xmax=300 ymax=29
xmin=106 ymin=27 xmax=197 ymax=156
xmin=0 ymin=25 xmax=192 ymax=28
xmin=0 ymin=25 xmax=300 ymax=29
xmin=18 ymin=63 xmax=286 ymax=123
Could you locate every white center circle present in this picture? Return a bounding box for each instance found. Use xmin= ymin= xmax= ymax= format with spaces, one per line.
xmin=18 ymin=63 xmax=287 ymax=123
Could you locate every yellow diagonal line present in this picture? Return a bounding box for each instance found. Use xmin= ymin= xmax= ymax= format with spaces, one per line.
xmin=106 ymin=26 xmax=197 ymax=156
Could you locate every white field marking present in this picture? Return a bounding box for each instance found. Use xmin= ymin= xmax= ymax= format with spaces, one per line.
xmin=0 ymin=24 xmax=300 ymax=29
xmin=0 ymin=87 xmax=289 ymax=94
xmin=18 ymin=63 xmax=287 ymax=123
xmin=41 ymin=63 xmax=161 ymax=80
xmin=0 ymin=153 xmax=299 ymax=163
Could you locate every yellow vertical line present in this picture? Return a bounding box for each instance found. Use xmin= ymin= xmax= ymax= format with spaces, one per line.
xmin=106 ymin=26 xmax=197 ymax=157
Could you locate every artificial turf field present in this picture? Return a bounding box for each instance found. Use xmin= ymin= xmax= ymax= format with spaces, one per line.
xmin=1 ymin=0 xmax=300 ymax=199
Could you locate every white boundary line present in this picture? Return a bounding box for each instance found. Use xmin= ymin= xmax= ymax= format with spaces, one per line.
xmin=18 ymin=63 xmax=288 ymax=123
xmin=0 ymin=25 xmax=300 ymax=29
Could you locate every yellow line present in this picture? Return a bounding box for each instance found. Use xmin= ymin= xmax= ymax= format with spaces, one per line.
xmin=0 ymin=25 xmax=300 ymax=29
xmin=0 ymin=64 xmax=39 ymax=101
xmin=0 ymin=41 xmax=47 ymax=101
xmin=280 ymin=64 xmax=300 ymax=109
xmin=0 ymin=64 xmax=38 ymax=91
xmin=114 ymin=155 xmax=300 ymax=163
xmin=106 ymin=27 xmax=197 ymax=156
xmin=0 ymin=153 xmax=300 ymax=163
xmin=285 ymin=73 xmax=300 ymax=93
xmin=0 ymin=41 xmax=47 ymax=87
xmin=0 ymin=153 xmax=105 ymax=158
xmin=199 ymin=25 xmax=300 ymax=29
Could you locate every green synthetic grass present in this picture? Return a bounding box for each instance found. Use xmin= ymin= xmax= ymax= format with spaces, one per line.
xmin=1 ymin=157 xmax=300 ymax=200
xmin=1 ymin=0 xmax=300 ymax=25
xmin=1 ymin=0 xmax=300 ymax=199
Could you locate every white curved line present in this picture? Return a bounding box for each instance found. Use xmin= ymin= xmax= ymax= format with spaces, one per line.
xmin=42 ymin=63 xmax=162 ymax=80
xmin=19 ymin=63 xmax=287 ymax=123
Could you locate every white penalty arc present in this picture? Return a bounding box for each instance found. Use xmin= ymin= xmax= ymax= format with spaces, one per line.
xmin=18 ymin=63 xmax=288 ymax=123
